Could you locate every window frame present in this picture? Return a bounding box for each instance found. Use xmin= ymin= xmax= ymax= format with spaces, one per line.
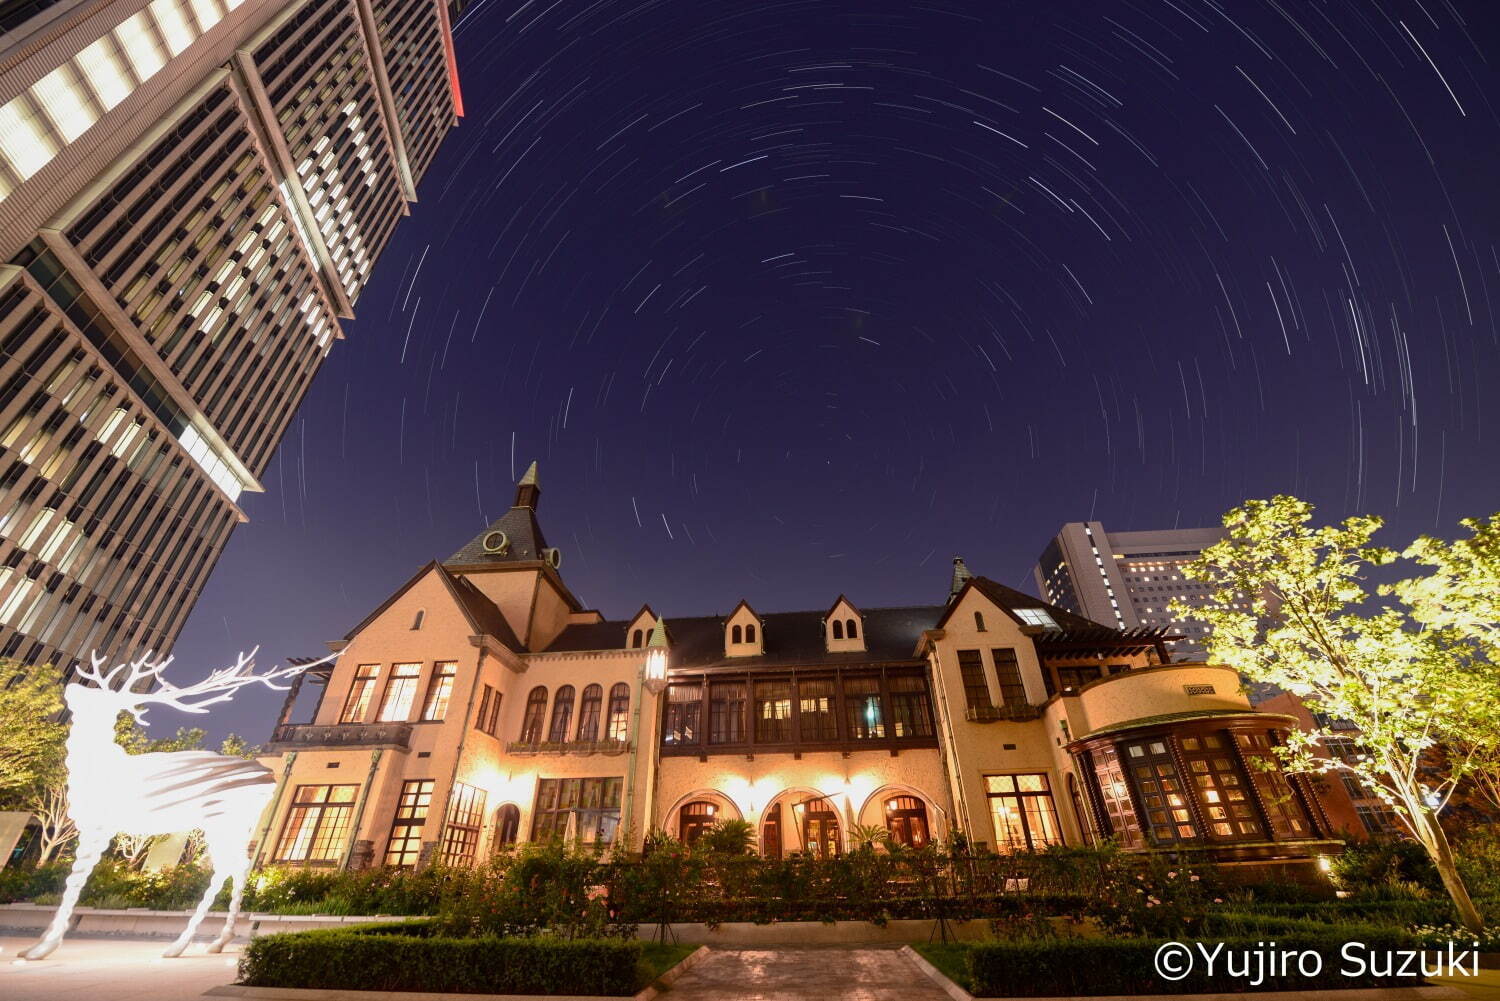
xmin=339 ymin=664 xmax=379 ymax=724
xmin=274 ymin=784 xmax=358 ymax=865
xmin=420 ymin=660 xmax=457 ymax=721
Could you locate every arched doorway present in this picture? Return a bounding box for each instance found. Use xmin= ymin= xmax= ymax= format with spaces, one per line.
xmin=796 ymin=796 xmax=841 ymax=858
xmin=883 ymin=795 xmax=930 ymax=848
xmin=679 ymin=800 xmax=719 ymax=845
xmin=761 ymin=803 xmax=783 ymax=859
xmin=493 ymin=804 xmax=520 ymax=852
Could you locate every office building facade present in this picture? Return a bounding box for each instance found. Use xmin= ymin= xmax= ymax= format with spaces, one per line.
xmin=1033 ymin=522 xmax=1228 ymax=662
xmin=0 ymin=0 xmax=461 ymax=671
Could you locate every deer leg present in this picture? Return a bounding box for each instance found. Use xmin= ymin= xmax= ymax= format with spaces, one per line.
xmin=19 ymin=832 xmax=107 ymax=960
xmin=206 ymin=854 xmax=251 ymax=954
xmin=162 ymin=865 xmax=230 ymax=958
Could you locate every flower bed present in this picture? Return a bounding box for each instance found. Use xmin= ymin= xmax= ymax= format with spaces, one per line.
xmin=237 ymin=920 xmax=696 ymax=996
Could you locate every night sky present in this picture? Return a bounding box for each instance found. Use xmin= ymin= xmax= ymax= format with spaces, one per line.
xmin=167 ymin=0 xmax=1499 ymax=742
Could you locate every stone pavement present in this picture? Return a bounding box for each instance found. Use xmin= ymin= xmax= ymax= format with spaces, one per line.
xmin=662 ymin=947 xmax=952 ymax=1001
xmin=0 ymin=935 xmax=242 ymax=1001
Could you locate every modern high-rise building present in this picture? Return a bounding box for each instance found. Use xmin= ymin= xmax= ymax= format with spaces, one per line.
xmin=1032 ymin=522 xmax=1227 ymax=662
xmin=0 ymin=0 xmax=461 ymax=672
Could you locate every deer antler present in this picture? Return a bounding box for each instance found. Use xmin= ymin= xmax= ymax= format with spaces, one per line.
xmin=73 ymin=649 xmax=338 ymax=716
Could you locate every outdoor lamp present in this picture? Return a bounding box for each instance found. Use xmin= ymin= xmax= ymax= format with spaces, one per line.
xmin=644 ymin=616 xmax=669 ymax=694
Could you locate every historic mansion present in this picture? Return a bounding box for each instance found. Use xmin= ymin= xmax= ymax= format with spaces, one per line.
xmin=253 ymin=466 xmax=1340 ymax=873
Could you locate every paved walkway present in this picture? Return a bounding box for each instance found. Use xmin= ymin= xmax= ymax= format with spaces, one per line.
xmin=665 ymin=947 xmax=950 ymax=1001
xmin=0 ymin=936 xmax=242 ymax=1001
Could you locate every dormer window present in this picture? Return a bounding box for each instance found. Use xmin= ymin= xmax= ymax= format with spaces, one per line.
xmin=725 ymin=601 xmax=763 ymax=656
xmin=411 ymin=609 xmax=425 ymax=630
xmin=1016 ymin=608 xmax=1060 ymax=629
xmin=631 ymin=629 xmax=644 ymax=648
xmin=825 ymin=597 xmax=865 ymax=652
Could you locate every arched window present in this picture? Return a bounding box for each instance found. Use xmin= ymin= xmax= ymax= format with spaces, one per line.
xmin=745 ymin=624 xmax=756 ymax=644
xmin=832 ymin=620 xmax=844 ymax=640
xmin=548 ymin=685 xmax=575 ymax=743
xmin=519 ymin=686 xmax=548 ymax=744
xmin=732 ymin=624 xmax=743 ymax=644
xmin=974 ymin=611 xmax=986 ymax=632
xmin=411 ymin=609 xmax=425 ymax=630
xmin=493 ymin=804 xmax=520 ymax=851
xmin=884 ymin=795 xmax=930 ymax=848
xmin=577 ymin=684 xmax=603 ymax=741
xmin=605 ymin=683 xmax=630 ymax=741
xmin=631 ymin=629 xmax=643 ymax=648
xmin=679 ymin=801 xmax=718 ymax=845
xmin=846 ymin=618 xmax=858 ymax=639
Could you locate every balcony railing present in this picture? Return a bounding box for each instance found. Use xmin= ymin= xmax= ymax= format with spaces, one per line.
xmin=268 ymin=722 xmax=413 ymax=749
xmin=965 ymin=703 xmax=1041 ymax=723
xmin=504 ymin=738 xmax=630 ymax=756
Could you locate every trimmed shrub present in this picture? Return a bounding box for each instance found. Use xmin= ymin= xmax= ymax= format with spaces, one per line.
xmin=958 ymin=928 xmax=1424 ymax=997
xmin=238 ymin=922 xmax=649 ymax=996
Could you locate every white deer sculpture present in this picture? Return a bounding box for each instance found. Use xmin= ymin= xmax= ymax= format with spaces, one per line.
xmin=19 ymin=650 xmax=316 ymax=961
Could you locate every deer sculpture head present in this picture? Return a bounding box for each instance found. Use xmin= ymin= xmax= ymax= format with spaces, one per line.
xmin=16 ymin=649 xmax=330 ymax=962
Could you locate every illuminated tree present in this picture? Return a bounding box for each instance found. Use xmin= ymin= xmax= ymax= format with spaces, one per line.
xmin=0 ymin=660 xmax=66 ymax=807
xmin=1178 ymin=496 xmax=1500 ymax=933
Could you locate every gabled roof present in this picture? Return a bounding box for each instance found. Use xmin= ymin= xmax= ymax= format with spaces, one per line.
xmin=962 ymin=576 xmax=1104 ymax=632
xmin=725 ymin=598 xmax=758 ymax=620
xmin=823 ymin=594 xmax=860 ymax=618
xmin=545 ymin=605 xmax=944 ymax=669
xmin=340 ymin=561 xmax=521 ymax=650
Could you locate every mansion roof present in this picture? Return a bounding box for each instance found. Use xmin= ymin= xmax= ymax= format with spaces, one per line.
xmin=546 ymin=605 xmax=945 ymax=669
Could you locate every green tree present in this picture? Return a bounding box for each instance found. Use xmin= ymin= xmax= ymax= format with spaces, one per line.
xmin=0 ymin=661 xmax=66 ymax=808
xmin=1177 ymin=496 xmax=1500 ymax=932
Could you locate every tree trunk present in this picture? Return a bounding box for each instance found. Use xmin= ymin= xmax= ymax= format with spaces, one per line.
xmin=1421 ymin=810 xmax=1484 ymax=934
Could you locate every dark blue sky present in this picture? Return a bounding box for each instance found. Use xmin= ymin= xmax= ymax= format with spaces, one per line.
xmin=169 ymin=0 xmax=1499 ymax=742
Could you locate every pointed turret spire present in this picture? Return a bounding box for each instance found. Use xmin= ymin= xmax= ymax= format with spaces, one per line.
xmin=514 ymin=461 xmax=540 ymax=509
xmin=948 ymin=555 xmax=972 ymax=602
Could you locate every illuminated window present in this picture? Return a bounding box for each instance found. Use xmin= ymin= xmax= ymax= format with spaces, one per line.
xmin=985 ymin=773 xmax=1062 ymax=852
xmin=1125 ymin=740 xmax=1198 ymax=843
xmin=889 ymin=675 xmax=933 ymax=737
xmin=605 ymin=683 xmax=630 ymax=741
xmin=339 ymin=664 xmax=378 ymax=723
xmin=798 ymin=678 xmax=837 ymax=740
xmin=384 ymin=779 xmax=433 ymax=868
xmin=679 ymin=800 xmax=717 ymax=845
xmin=531 ymin=776 xmax=622 ymax=843
xmin=709 ymin=681 xmax=746 ymax=744
xmin=441 ymin=782 xmax=487 ymax=866
xmin=474 ymin=684 xmax=501 ymax=736
xmin=753 ymin=680 xmax=792 ymax=743
xmin=885 ymin=795 xmax=929 ymax=847
xmin=519 ymin=686 xmax=547 ymax=743
xmin=547 ymin=685 xmax=575 ymax=742
xmin=576 ymin=684 xmax=603 ymax=741
xmin=957 ymin=649 xmax=992 ymax=712
xmin=1015 ymin=608 xmax=1059 ymax=629
xmin=420 ymin=661 xmax=456 ymax=721
xmin=1235 ymin=731 xmax=1313 ymax=839
xmin=1180 ymin=733 xmax=1260 ymax=840
xmin=845 ymin=676 xmax=884 ymax=739
xmin=377 ymin=663 xmax=421 ymax=721
xmin=275 ymin=785 xmax=356 ymax=864
xmin=664 ymin=683 xmax=701 ymax=745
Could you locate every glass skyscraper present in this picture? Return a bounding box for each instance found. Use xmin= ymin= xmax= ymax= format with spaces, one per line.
xmin=0 ymin=0 xmax=461 ymax=672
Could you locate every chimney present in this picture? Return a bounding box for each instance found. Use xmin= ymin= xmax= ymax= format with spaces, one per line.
xmin=514 ymin=461 xmax=540 ymax=509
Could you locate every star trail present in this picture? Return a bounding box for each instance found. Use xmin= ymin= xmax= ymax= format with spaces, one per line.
xmin=173 ymin=0 xmax=1500 ymax=739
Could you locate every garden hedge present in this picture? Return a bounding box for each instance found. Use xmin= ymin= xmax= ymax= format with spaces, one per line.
xmin=959 ymin=928 xmax=1425 ymax=997
xmin=238 ymin=922 xmax=649 ymax=996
